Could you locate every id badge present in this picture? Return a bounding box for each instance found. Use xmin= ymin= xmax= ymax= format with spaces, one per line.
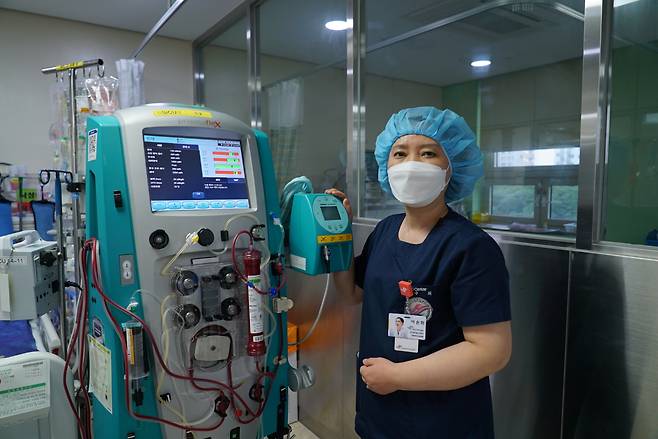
xmin=394 ymin=338 xmax=418 ymax=353
xmin=387 ymin=313 xmax=426 ymax=340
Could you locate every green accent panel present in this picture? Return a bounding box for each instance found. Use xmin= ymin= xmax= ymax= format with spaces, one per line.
xmin=254 ymin=129 xmax=290 ymax=436
xmin=85 ymin=115 xmax=161 ymax=438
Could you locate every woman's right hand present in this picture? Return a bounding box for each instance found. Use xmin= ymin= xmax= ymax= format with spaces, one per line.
xmin=325 ymin=188 xmax=353 ymax=220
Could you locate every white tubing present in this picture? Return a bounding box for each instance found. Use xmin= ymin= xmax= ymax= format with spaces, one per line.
xmin=224 ymin=213 xmax=260 ymax=232
xmin=261 ymin=302 xmax=277 ymax=340
xmin=209 ymin=243 xmax=228 ymax=255
xmin=289 ymin=274 xmax=331 ymax=346
xmin=156 ymin=296 xmax=215 ymax=430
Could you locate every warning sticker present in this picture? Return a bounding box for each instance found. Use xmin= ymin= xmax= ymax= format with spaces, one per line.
xmin=89 ymin=335 xmax=112 ymax=414
xmin=152 ymin=109 xmax=212 ymax=118
xmin=0 ymin=359 xmax=50 ymax=422
xmin=87 ymin=129 xmax=98 ymax=162
xmin=317 ymin=233 xmax=352 ymax=244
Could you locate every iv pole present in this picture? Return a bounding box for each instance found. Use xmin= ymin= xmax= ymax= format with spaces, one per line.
xmin=40 ymin=58 xmax=103 ymax=356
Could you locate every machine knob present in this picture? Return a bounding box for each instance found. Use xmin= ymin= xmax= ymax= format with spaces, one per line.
xmin=180 ymin=304 xmax=201 ymax=329
xmin=221 ymin=297 xmax=241 ymax=320
xmin=149 ymin=229 xmax=169 ymax=249
xmin=185 ymin=311 xmax=197 ymax=326
xmin=173 ymin=270 xmax=199 ymax=295
xmin=219 ymin=266 xmax=238 ymax=290
xmin=197 ymin=228 xmax=215 ymax=247
xmin=40 ymin=251 xmax=57 ymax=267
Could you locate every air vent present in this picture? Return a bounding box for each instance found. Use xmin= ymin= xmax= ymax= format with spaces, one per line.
xmin=406 ymin=2 xmax=554 ymax=37
xmin=404 ymin=0 xmax=474 ymax=25
xmin=461 ymin=11 xmax=529 ymax=34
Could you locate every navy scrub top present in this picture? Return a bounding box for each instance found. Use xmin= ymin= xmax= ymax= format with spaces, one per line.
xmin=354 ymin=210 xmax=511 ymax=439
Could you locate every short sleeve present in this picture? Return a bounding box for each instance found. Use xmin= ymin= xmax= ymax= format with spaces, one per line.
xmin=354 ymin=231 xmax=375 ymax=289
xmin=451 ymin=234 xmax=511 ymax=327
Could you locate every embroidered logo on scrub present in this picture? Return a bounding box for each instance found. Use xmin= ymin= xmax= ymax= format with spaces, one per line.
xmin=408 ymin=296 xmax=433 ymax=320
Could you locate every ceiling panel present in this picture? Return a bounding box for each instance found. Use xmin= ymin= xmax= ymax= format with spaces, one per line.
xmin=0 ymin=0 xmax=244 ymax=41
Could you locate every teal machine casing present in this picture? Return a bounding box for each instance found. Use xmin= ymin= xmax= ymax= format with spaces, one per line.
xmin=85 ymin=104 xmax=288 ymax=438
xmin=288 ymin=193 xmax=353 ymax=275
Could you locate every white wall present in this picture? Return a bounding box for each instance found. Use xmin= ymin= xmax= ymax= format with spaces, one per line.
xmin=0 ymin=9 xmax=194 ymax=173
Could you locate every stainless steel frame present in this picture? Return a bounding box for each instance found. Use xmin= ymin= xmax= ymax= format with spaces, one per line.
xmin=192 ymin=2 xmax=254 ymax=105
xmin=247 ymin=2 xmax=262 ymax=129
xmin=192 ymin=47 xmax=205 ymax=106
xmin=575 ymin=0 xmax=613 ymax=249
xmin=346 ymin=0 xmax=365 ymax=219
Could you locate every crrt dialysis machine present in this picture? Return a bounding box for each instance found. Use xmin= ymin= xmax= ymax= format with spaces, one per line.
xmin=85 ymin=104 xmax=290 ymax=438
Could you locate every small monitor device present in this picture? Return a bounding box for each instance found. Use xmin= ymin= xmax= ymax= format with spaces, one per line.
xmin=143 ymin=130 xmax=250 ymax=212
xmin=288 ymin=193 xmax=353 ymax=275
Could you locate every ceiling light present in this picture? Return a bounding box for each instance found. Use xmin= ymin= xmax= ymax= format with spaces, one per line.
xmin=470 ymin=59 xmax=492 ymax=68
xmin=325 ymin=20 xmax=350 ymax=31
xmin=614 ymin=0 xmax=641 ymax=7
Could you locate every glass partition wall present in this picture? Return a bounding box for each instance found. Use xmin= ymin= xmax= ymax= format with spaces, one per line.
xmin=259 ymin=0 xmax=347 ymax=191
xmin=604 ymin=0 xmax=658 ymax=245
xmin=361 ymin=1 xmax=585 ymax=230
xmin=201 ymin=16 xmax=250 ymax=123
xmin=193 ymin=0 xmax=657 ymax=250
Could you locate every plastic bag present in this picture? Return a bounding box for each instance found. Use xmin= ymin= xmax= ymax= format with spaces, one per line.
xmin=85 ymin=76 xmax=119 ymax=115
xmin=116 ymin=59 xmax=145 ymax=108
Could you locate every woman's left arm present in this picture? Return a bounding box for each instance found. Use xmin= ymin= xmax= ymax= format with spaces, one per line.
xmin=360 ymin=321 xmax=512 ymax=395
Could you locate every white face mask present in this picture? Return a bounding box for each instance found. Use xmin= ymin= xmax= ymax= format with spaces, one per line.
xmin=388 ymin=161 xmax=450 ymax=207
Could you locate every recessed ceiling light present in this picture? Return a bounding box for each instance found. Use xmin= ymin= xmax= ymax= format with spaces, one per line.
xmin=470 ymin=59 xmax=492 ymax=68
xmin=614 ymin=0 xmax=641 ymax=7
xmin=325 ymin=20 xmax=350 ymax=31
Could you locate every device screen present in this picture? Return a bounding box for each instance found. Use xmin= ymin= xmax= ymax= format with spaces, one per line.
xmin=320 ymin=206 xmax=341 ymax=221
xmin=143 ymin=133 xmax=250 ymax=212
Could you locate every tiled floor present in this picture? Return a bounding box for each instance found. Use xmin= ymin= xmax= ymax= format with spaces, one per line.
xmin=289 ymin=422 xmax=320 ymax=439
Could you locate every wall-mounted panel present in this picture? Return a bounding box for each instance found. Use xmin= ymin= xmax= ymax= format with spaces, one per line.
xmin=492 ymin=240 xmax=570 ymax=439
xmin=564 ymin=252 xmax=658 ymax=439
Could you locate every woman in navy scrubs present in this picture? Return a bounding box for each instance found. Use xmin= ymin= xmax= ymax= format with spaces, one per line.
xmin=329 ymin=107 xmax=512 ymax=439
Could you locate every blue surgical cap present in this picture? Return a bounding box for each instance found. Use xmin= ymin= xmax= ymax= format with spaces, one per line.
xmin=374 ymin=107 xmax=483 ymax=203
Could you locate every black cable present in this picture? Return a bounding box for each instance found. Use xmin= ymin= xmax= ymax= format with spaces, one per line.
xmin=65 ymin=280 xmax=83 ymax=290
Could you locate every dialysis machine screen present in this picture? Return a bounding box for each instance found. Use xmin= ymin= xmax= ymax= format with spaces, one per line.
xmin=143 ymin=133 xmax=250 ymax=212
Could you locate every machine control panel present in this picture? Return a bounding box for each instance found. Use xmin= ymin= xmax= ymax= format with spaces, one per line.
xmin=312 ymin=195 xmax=349 ymax=234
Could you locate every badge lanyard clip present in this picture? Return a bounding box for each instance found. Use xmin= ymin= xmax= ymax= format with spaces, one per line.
xmin=399 ymin=280 xmax=413 ymax=313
